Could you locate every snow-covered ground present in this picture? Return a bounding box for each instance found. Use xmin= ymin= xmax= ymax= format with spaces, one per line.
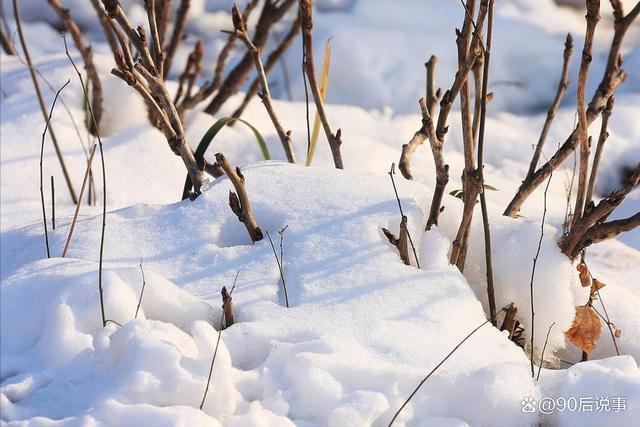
xmin=1 ymin=0 xmax=639 ymax=426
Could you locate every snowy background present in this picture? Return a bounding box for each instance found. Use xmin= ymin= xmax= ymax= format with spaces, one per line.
xmin=1 ymin=0 xmax=639 ymax=426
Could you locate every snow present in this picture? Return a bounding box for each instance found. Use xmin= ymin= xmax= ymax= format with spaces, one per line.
xmin=2 ymin=0 xmax=640 ymax=425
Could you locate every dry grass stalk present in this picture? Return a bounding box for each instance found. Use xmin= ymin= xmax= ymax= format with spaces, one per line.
xmin=227 ymin=5 xmax=296 ymax=163
xmin=527 ymin=33 xmax=573 ymax=179
xmin=382 ymin=217 xmax=410 ymax=266
xmin=13 ymin=0 xmax=78 ymax=204
xmin=103 ymin=0 xmax=205 ymax=195
xmin=504 ymin=1 xmax=639 ymax=217
xmin=61 ymin=144 xmax=98 ymax=257
xmin=299 ymin=0 xmax=344 ymax=169
xmin=215 ymin=152 xmax=263 ymax=243
xmin=48 ymin=0 xmax=104 ymax=135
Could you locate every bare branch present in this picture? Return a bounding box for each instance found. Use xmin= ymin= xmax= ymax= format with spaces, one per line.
xmin=216 ymin=153 xmax=263 ymax=242
xmin=586 ymin=95 xmax=614 ymax=205
xmin=504 ymin=1 xmax=638 ymax=217
xmin=228 ymin=5 xmax=296 ymax=163
xmin=527 ymin=33 xmax=573 ymax=179
xmin=162 ymin=0 xmax=190 ymax=77
xmin=48 ymin=0 xmax=104 ymax=135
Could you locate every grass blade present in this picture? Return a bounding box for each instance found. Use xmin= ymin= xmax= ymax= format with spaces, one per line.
xmin=305 ymin=39 xmax=331 ymax=167
xmin=182 ymin=117 xmax=270 ymax=199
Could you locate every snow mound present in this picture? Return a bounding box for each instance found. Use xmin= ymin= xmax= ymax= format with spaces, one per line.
xmin=3 ymin=164 xmax=637 ymax=425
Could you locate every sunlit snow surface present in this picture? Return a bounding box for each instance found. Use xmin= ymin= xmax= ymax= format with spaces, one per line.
xmin=1 ymin=0 xmax=639 ymax=425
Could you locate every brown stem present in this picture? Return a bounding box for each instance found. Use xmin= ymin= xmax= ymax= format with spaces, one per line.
xmin=162 ymin=0 xmax=190 ymax=77
xmin=382 ymin=216 xmax=411 ymax=266
xmin=13 ymin=0 xmax=78 ymax=204
xmin=0 ymin=16 xmax=14 ymax=54
xmin=48 ymin=0 xmax=104 ymax=136
xmin=571 ymin=0 xmax=601 ymax=233
xmin=425 ymin=55 xmax=440 ymax=118
xmin=449 ymin=0 xmax=479 ymax=270
xmin=299 ymin=0 xmax=343 ymax=169
xmin=144 ymin=0 xmax=164 ymax=77
xmin=228 ymin=5 xmax=296 ymax=163
xmin=231 ymin=10 xmax=301 ymax=120
xmin=89 ymin=0 xmax=119 ymax=56
xmin=64 ymin=36 xmax=108 ymax=328
xmin=221 ymin=286 xmax=234 ymax=328
xmin=561 ymin=165 xmax=639 ymax=258
xmin=526 ymin=33 xmax=573 ymax=179
xmin=585 ymin=95 xmax=614 ymax=205
xmin=204 ymin=0 xmax=296 ymax=116
xmin=216 ymin=152 xmax=263 ymax=242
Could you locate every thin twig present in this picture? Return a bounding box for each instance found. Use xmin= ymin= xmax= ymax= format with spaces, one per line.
xmin=536 ymin=322 xmax=555 ymax=381
xmin=388 ymin=305 xmax=508 ymax=426
xmin=50 ymin=176 xmax=56 ymax=230
xmin=504 ymin=1 xmax=639 ymax=217
xmin=64 ymin=35 xmax=108 ymax=328
xmin=266 ymin=228 xmax=290 ymax=307
xmin=200 ymin=270 xmax=240 ymax=410
xmin=527 ymin=34 xmax=573 ymax=179
xmin=586 ymin=95 xmax=614 ymax=205
xmin=475 ymin=0 xmax=496 ymax=325
xmin=163 ymin=0 xmax=190 ymax=77
xmin=388 ymin=163 xmax=420 ymax=268
xmin=40 ymin=80 xmax=70 ymax=258
xmin=13 ymin=0 xmax=78 ymax=203
xmin=134 ymin=260 xmax=147 ymax=319
xmin=529 ymin=173 xmax=553 ymax=377
xmin=48 ymin=0 xmax=104 ymax=135
xmin=592 ymin=293 xmax=620 ymax=356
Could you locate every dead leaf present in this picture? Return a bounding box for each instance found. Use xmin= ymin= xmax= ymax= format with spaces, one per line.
xmin=615 ymin=329 xmax=622 ymax=338
xmin=577 ymin=263 xmax=591 ymax=287
xmin=591 ymin=278 xmax=606 ymax=295
xmin=565 ymin=305 xmax=602 ymax=353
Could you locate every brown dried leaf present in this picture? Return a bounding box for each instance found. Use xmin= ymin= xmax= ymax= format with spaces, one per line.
xmin=565 ymin=305 xmax=602 ymax=353
xmin=615 ymin=329 xmax=622 ymax=338
xmin=577 ymin=263 xmax=591 ymax=287
xmin=591 ymin=278 xmax=606 ymax=295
